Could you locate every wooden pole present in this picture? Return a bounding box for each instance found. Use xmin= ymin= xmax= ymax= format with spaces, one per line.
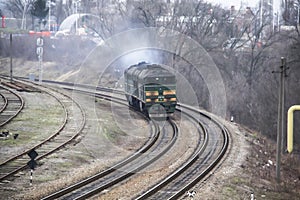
xmin=10 ymin=33 xmax=12 ymax=82
xmin=276 ymin=57 xmax=287 ymax=183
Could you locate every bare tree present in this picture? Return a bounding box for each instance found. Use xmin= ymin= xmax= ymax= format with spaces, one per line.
xmin=282 ymin=0 xmax=300 ymax=35
xmin=2 ymin=0 xmax=29 ymax=18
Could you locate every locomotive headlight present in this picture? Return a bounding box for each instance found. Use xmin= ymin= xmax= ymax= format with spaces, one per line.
xmin=163 ymin=90 xmax=176 ymax=95
xmin=146 ymin=91 xmax=159 ymax=96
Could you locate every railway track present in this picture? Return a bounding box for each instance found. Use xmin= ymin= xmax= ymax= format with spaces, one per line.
xmin=36 ymin=82 xmax=211 ymax=200
xmin=0 ymin=85 xmax=24 ymax=127
xmin=135 ymin=104 xmax=229 ymax=199
xmin=54 ymin=81 xmax=229 ymax=199
xmin=0 ymin=81 xmax=86 ymax=182
xmin=1 ymin=79 xmax=230 ymax=199
xmin=41 ymin=90 xmax=179 ymax=199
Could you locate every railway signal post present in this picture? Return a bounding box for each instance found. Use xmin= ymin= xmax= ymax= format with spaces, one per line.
xmin=27 ymin=149 xmax=38 ymax=186
xmin=36 ymin=37 xmax=44 ymax=83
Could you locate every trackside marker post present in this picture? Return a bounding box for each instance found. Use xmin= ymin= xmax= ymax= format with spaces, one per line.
xmin=27 ymin=149 xmax=38 ymax=186
xmin=36 ymin=36 xmax=44 ymax=83
xmin=30 ymin=169 xmax=33 ymax=186
xmin=287 ymin=105 xmax=300 ymax=153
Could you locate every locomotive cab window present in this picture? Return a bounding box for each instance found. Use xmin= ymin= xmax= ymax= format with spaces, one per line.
xmin=124 ymin=63 xmax=177 ymax=117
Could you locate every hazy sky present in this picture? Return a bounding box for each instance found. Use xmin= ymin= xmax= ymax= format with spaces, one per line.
xmin=206 ymin=0 xmax=281 ymax=11
xmin=206 ymin=0 xmax=246 ymax=8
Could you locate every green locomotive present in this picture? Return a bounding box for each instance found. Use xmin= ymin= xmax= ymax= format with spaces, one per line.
xmin=124 ymin=62 xmax=177 ymax=117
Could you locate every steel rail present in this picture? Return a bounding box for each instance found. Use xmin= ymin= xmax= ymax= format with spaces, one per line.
xmin=134 ymin=107 xmax=208 ymax=199
xmin=9 ymin=76 xmax=124 ymax=96
xmin=4 ymin=79 xmax=230 ymax=199
xmin=42 ymin=81 xmax=230 ymax=199
xmin=0 ymin=92 xmax=8 ymax=113
xmin=169 ymin=107 xmax=229 ymax=199
xmin=169 ymin=104 xmax=229 ymax=199
xmin=42 ymin=120 xmax=161 ymax=200
xmin=40 ymin=84 xmax=178 ymax=199
xmin=134 ymin=104 xmax=230 ymax=199
xmin=0 ymin=85 xmax=25 ymax=127
xmin=70 ymin=119 xmax=178 ymax=200
xmin=0 ymin=82 xmax=86 ymax=181
xmin=41 ymin=115 xmax=160 ymax=200
xmin=21 ymin=79 xmax=216 ymax=200
xmin=0 ymin=87 xmax=68 ymax=167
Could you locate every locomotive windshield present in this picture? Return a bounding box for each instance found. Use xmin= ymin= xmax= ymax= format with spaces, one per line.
xmin=146 ymin=77 xmax=176 ymax=84
xmin=124 ymin=63 xmax=177 ymax=117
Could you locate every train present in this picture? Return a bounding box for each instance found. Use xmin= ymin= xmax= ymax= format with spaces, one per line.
xmin=124 ymin=62 xmax=177 ymax=117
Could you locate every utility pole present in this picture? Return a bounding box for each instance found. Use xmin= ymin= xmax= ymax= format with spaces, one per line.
xmin=296 ymin=5 xmax=299 ymax=26
xmin=275 ymin=57 xmax=288 ymax=183
xmin=48 ymin=0 xmax=56 ymax=31
xmin=260 ymin=0 xmax=263 ymax=39
xmin=48 ymin=0 xmax=51 ymax=31
xmin=21 ymin=2 xmax=28 ymax=29
xmin=10 ymin=34 xmax=13 ymax=82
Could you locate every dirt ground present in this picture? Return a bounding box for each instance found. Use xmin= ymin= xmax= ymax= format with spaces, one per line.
xmin=0 ymin=57 xmax=299 ymax=199
xmin=0 ymin=86 xmax=149 ymax=199
xmin=196 ymin=120 xmax=300 ymax=200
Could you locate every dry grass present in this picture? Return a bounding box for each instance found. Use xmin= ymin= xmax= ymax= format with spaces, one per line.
xmin=231 ymin=132 xmax=300 ymax=199
xmin=17 ymin=160 xmax=110 ymax=200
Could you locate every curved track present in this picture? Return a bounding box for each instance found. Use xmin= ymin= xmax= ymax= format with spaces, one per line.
xmin=3 ymin=79 xmax=230 ymax=199
xmin=55 ymin=81 xmax=229 ymax=200
xmin=0 ymin=82 xmax=86 ymax=181
xmin=0 ymin=85 xmax=24 ymax=127
xmin=41 ymin=88 xmax=179 ymax=199
xmin=63 ymin=83 xmax=229 ymax=199
xmin=135 ymin=104 xmax=229 ymax=199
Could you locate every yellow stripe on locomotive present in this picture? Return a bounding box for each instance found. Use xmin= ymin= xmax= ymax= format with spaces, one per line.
xmin=124 ymin=63 xmax=177 ymax=116
xmin=163 ymin=90 xmax=176 ymax=95
xmin=145 ymin=91 xmax=159 ymax=96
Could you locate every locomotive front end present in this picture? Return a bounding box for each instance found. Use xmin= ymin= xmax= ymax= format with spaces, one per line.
xmin=144 ymin=74 xmax=176 ymax=117
xmin=124 ymin=62 xmax=177 ymax=118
